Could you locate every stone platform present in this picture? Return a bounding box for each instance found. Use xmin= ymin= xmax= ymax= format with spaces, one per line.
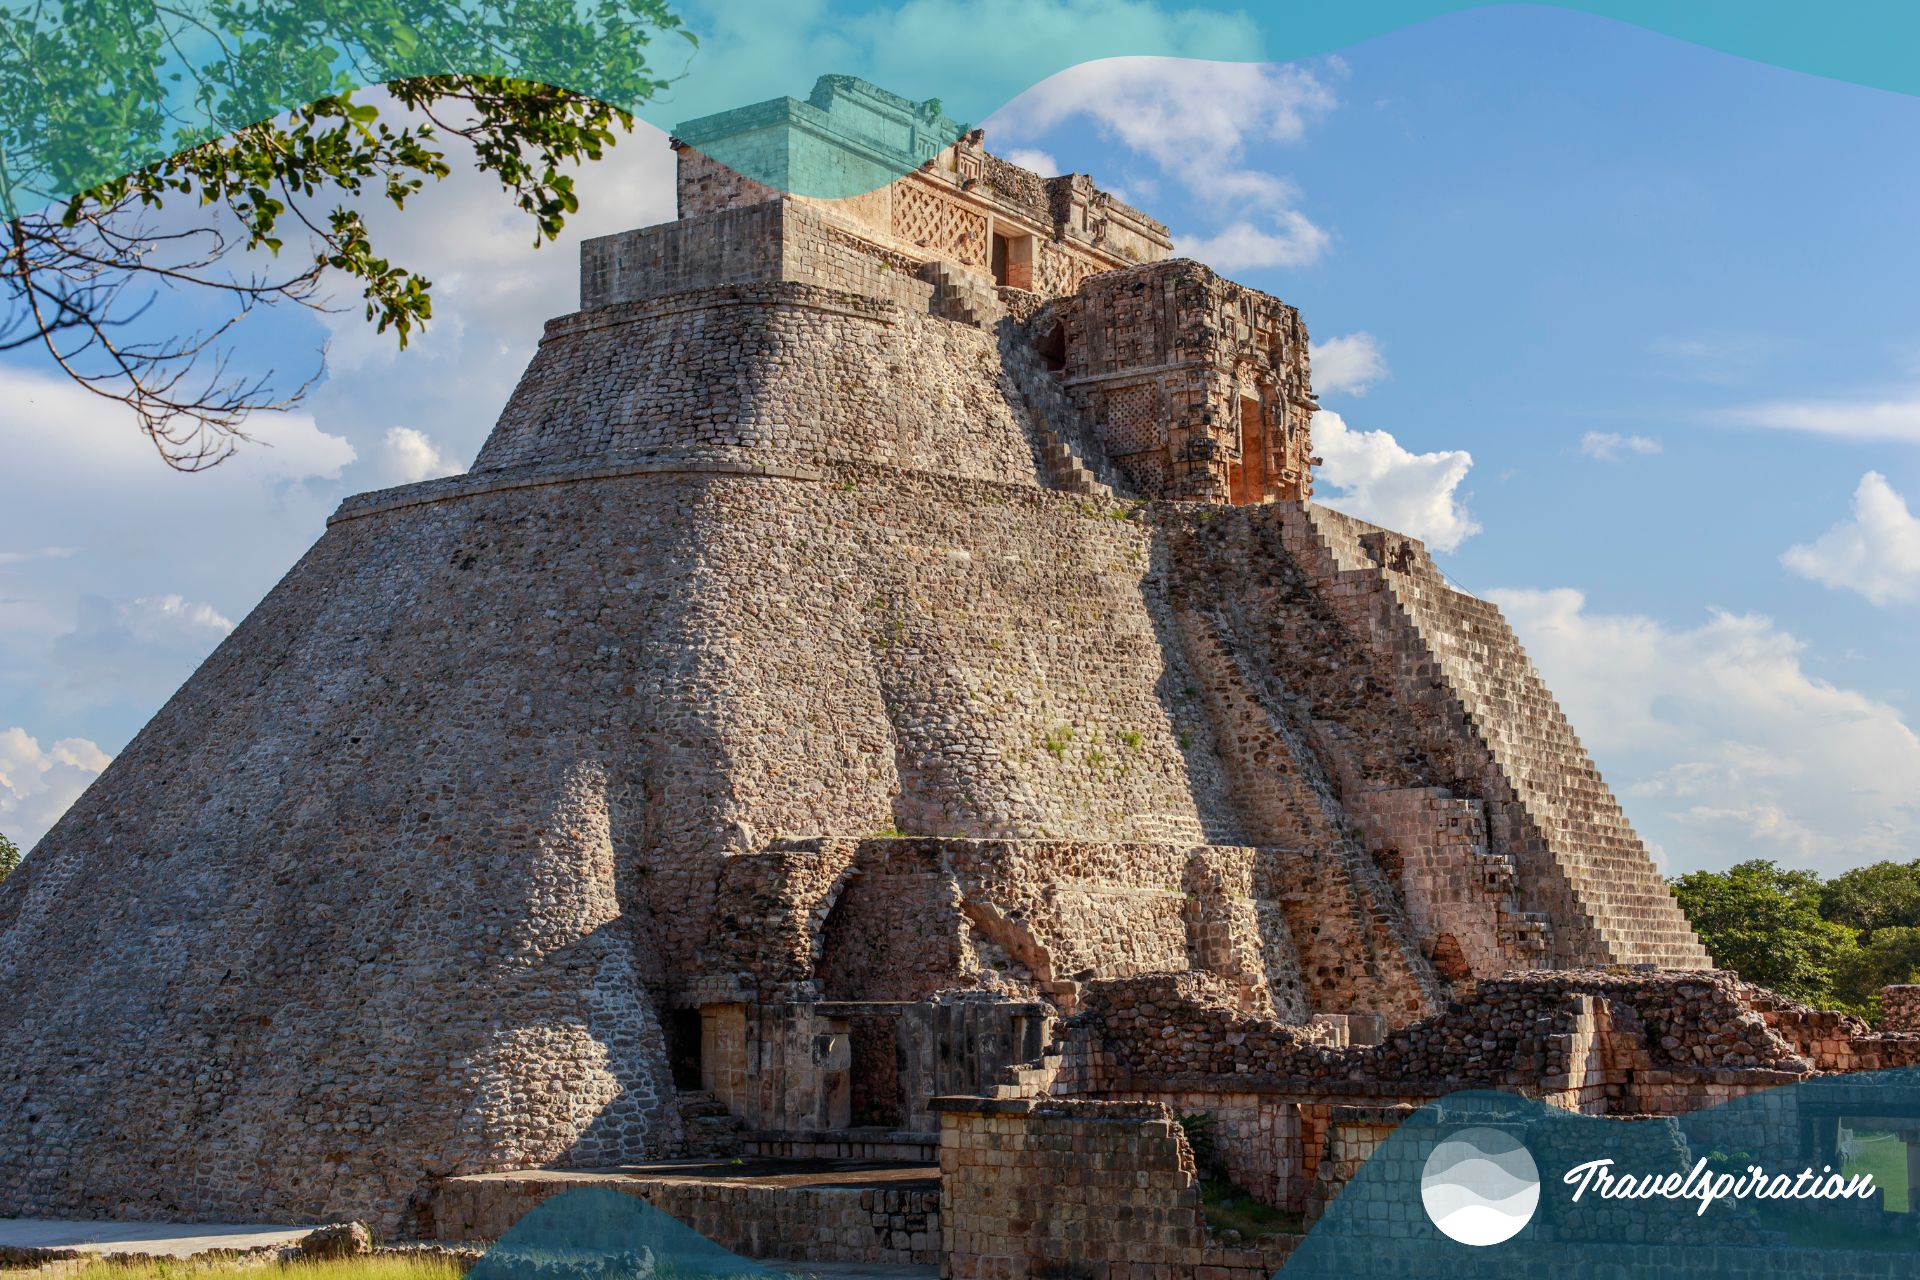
xmin=428 ymin=1158 xmax=941 ymax=1268
xmin=0 ymin=1218 xmax=317 ymax=1261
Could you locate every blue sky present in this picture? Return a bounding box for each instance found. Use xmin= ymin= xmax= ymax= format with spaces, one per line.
xmin=1 ymin=4 xmax=1915 ymax=874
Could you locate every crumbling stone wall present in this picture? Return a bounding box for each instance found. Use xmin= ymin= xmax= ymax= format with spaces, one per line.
xmin=1017 ymin=969 xmax=1841 ymax=1219
xmin=1879 ymin=985 xmax=1920 ymax=1031
xmin=1070 ymin=970 xmax=1815 ymax=1097
xmin=1746 ymin=984 xmax=1920 ymax=1072
xmin=935 ymin=1097 xmax=1297 ymax=1280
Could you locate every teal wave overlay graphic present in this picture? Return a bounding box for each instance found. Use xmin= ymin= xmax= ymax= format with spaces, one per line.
xmin=468 ymin=1183 xmax=780 ymax=1280
xmin=6 ymin=0 xmax=1920 ymax=212
xmin=1281 ymin=1070 xmax=1920 ymax=1277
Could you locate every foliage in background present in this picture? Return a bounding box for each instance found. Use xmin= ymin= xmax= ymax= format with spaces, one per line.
xmin=0 ymin=830 xmax=17 ymax=881
xmin=1670 ymin=858 xmax=1920 ymax=1015
xmin=0 ymin=0 xmax=691 ymax=468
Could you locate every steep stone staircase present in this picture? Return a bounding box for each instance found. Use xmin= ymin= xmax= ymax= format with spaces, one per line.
xmin=675 ymin=1088 xmax=747 ymax=1157
xmin=996 ymin=311 xmax=1123 ymax=499
xmin=1289 ymin=505 xmax=1712 ymax=970
xmin=922 ymin=260 xmax=1004 ymax=328
xmin=983 ymin=1050 xmax=1068 ymax=1101
xmin=1037 ymin=434 xmax=1111 ymax=496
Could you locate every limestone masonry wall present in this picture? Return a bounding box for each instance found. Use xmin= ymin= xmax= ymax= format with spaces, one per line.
xmin=473 ymin=281 xmax=1039 ymax=486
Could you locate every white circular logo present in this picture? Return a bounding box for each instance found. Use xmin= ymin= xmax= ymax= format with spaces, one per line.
xmin=1420 ymin=1126 xmax=1541 ymax=1246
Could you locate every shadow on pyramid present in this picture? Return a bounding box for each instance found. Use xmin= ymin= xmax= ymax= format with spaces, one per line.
xmin=468 ymin=1186 xmax=782 ymax=1280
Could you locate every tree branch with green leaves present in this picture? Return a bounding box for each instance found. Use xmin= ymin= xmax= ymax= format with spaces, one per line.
xmin=0 ymin=0 xmax=692 ymax=469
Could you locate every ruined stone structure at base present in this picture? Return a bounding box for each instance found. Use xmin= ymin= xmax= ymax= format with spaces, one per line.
xmin=3 ymin=75 xmax=1914 ymax=1275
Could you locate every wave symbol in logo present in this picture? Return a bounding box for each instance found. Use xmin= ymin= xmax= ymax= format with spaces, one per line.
xmin=1420 ymin=1126 xmax=1540 ymax=1246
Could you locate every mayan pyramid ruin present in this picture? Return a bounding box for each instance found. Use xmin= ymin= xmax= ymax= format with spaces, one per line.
xmin=9 ymin=75 xmax=1919 ymax=1276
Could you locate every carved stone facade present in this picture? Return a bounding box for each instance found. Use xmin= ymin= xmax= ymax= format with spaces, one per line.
xmin=1038 ymin=262 xmax=1317 ymax=503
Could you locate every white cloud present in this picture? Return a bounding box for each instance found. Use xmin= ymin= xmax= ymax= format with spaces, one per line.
xmin=1311 ymin=409 xmax=1479 ymax=551
xmin=1310 ymin=332 xmax=1387 ymax=397
xmin=991 ymin=57 xmax=1335 ymax=165
xmin=1782 ymin=471 xmax=1920 ymax=606
xmin=383 ymin=426 xmax=464 ymax=484
xmin=0 ymin=727 xmax=111 ymax=853
xmin=986 ymin=56 xmax=1336 ymax=272
xmin=1489 ymin=587 xmax=1920 ymax=873
xmin=1579 ymin=431 xmax=1662 ymax=460
xmin=1724 ymin=395 xmax=1920 ymax=443
xmin=1177 ymin=214 xmax=1329 ymax=272
xmin=1001 ymin=148 xmax=1060 ymax=176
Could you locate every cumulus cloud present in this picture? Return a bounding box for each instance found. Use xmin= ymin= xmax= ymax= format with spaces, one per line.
xmin=986 ymin=56 xmax=1337 ymax=272
xmin=1179 ymin=214 xmax=1329 ymax=272
xmin=1723 ymin=395 xmax=1920 ymax=444
xmin=1782 ymin=471 xmax=1920 ymax=606
xmin=990 ymin=57 xmax=1334 ymax=163
xmin=1310 ymin=332 xmax=1387 ymax=397
xmin=1579 ymin=431 xmax=1662 ymax=461
xmin=1311 ymin=409 xmax=1479 ymax=551
xmin=0 ymin=362 xmax=355 ymax=484
xmin=0 ymin=727 xmax=111 ymax=853
xmin=383 ymin=427 xmax=464 ymax=484
xmin=313 ymin=109 xmax=677 ymax=368
xmin=1490 ymin=587 xmax=1920 ymax=873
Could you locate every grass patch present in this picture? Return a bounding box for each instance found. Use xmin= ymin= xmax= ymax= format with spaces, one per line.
xmin=1200 ymin=1178 xmax=1303 ymax=1239
xmin=1846 ymin=1130 xmax=1910 ymax=1213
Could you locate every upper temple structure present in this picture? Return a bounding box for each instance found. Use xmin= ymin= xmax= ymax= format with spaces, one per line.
xmin=6 ymin=74 xmax=1915 ymax=1279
